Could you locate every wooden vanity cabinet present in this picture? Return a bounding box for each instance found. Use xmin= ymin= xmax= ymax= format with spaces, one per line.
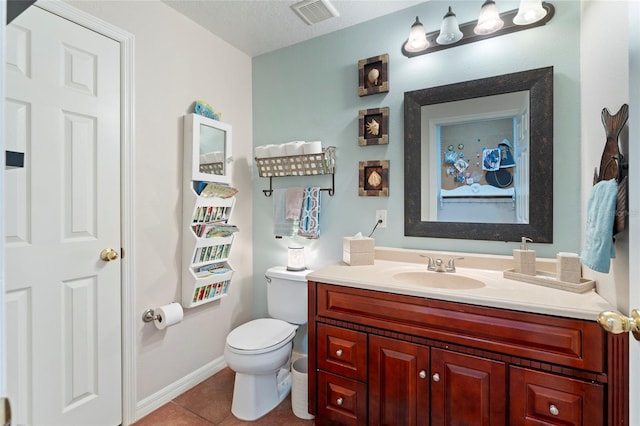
xmin=308 ymin=281 xmax=628 ymax=426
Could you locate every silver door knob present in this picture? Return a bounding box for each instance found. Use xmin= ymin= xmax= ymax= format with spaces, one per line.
xmin=549 ymin=404 xmax=559 ymax=416
xmin=432 ymin=373 xmax=440 ymax=382
xmin=336 ymin=397 xmax=343 ymax=406
xmin=335 ymin=349 xmax=343 ymax=357
xmin=419 ymin=370 xmax=427 ymax=379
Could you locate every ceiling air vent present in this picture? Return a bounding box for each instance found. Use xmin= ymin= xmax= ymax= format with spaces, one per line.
xmin=291 ymin=0 xmax=340 ymax=25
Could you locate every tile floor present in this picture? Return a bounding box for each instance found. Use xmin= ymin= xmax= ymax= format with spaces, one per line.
xmin=132 ymin=367 xmax=315 ymax=425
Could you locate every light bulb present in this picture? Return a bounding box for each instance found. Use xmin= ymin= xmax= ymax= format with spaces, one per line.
xmin=513 ymin=0 xmax=547 ymax=25
xmin=404 ymin=16 xmax=429 ymax=52
xmin=436 ymin=6 xmax=463 ymax=45
xmin=474 ymin=0 xmax=504 ymax=35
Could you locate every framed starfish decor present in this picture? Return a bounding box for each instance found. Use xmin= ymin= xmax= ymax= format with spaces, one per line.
xmin=358 ymin=107 xmax=389 ymax=146
xmin=359 ymin=160 xmax=389 ymax=197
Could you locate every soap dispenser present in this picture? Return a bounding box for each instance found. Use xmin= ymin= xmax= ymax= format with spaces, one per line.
xmin=513 ymin=237 xmax=536 ymax=276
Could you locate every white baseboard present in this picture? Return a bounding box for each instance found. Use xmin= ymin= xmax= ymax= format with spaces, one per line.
xmin=134 ymin=356 xmax=227 ymax=422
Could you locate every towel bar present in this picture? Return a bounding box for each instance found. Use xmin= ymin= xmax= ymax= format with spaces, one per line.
xmin=262 ymin=173 xmax=335 ymax=197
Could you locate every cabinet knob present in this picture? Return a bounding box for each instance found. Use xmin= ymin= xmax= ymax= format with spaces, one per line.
xmin=549 ymin=404 xmax=559 ymax=416
xmin=432 ymin=373 xmax=440 ymax=382
xmin=335 ymin=349 xmax=343 ymax=357
xmin=336 ymin=397 xmax=344 ymax=406
xmin=418 ymin=370 xmax=427 ymax=379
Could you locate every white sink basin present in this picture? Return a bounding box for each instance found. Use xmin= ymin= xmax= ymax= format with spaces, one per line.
xmin=392 ymin=271 xmax=486 ymax=290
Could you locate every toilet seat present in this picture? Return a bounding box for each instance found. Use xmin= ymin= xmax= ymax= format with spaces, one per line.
xmin=226 ymin=318 xmax=297 ymax=355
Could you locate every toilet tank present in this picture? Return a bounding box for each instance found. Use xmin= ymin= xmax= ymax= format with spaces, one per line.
xmin=266 ymin=266 xmax=311 ymax=324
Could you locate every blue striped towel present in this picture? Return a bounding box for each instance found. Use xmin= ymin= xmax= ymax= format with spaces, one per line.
xmin=298 ymin=187 xmax=321 ymax=239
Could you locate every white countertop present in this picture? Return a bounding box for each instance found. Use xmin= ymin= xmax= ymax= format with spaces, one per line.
xmin=307 ymin=250 xmax=616 ymax=322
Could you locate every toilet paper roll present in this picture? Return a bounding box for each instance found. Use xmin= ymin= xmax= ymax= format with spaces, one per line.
xmin=285 ymin=141 xmax=305 ymax=156
xmin=303 ymin=141 xmax=322 ymax=154
xmin=154 ymin=302 xmax=184 ymax=330
xmin=269 ymin=144 xmax=287 ymax=157
xmin=254 ymin=145 xmax=271 ymax=158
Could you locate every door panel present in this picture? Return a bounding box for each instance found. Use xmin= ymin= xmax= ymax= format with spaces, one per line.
xmin=431 ymin=348 xmax=506 ymax=426
xmin=5 ymin=5 xmax=121 ymax=425
xmin=369 ymin=335 xmax=429 ymax=426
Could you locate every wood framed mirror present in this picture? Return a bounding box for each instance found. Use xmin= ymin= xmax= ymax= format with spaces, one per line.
xmin=404 ymin=66 xmax=553 ymax=242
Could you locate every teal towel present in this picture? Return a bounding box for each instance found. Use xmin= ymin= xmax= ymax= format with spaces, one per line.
xmin=298 ymin=187 xmax=321 ymax=239
xmin=580 ymin=179 xmax=617 ymax=273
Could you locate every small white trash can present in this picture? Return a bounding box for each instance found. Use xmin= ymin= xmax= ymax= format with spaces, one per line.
xmin=291 ymin=356 xmax=314 ymax=419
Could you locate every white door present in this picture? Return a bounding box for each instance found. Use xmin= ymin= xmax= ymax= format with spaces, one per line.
xmin=4 ymin=5 xmax=122 ymax=426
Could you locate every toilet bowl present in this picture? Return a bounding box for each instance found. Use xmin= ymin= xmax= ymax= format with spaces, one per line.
xmin=224 ymin=266 xmax=310 ymax=421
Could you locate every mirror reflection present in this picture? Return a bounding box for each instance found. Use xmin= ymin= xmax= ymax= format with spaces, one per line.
xmin=199 ymin=124 xmax=226 ymax=176
xmin=404 ymin=67 xmax=553 ymax=242
xmin=421 ymin=91 xmax=529 ymax=224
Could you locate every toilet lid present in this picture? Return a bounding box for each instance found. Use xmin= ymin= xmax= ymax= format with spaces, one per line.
xmin=226 ymin=318 xmax=297 ymax=352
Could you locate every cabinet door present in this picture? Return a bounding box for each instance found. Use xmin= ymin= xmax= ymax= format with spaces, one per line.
xmin=510 ymin=366 xmax=605 ymax=426
xmin=369 ymin=335 xmax=430 ymax=426
xmin=431 ymin=348 xmax=506 ymax=426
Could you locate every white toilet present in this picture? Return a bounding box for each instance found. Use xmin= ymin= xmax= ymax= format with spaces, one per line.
xmin=224 ymin=266 xmax=310 ymax=421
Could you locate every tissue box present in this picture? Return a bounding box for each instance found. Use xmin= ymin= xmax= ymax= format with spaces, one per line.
xmin=343 ymin=237 xmax=375 ymax=266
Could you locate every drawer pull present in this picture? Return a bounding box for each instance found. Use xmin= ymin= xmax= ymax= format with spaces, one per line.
xmin=335 ymin=349 xmax=343 ymax=357
xmin=549 ymin=404 xmax=559 ymax=416
xmin=432 ymin=373 xmax=440 ymax=382
xmin=419 ymin=370 xmax=427 ymax=379
xmin=336 ymin=397 xmax=344 ymax=406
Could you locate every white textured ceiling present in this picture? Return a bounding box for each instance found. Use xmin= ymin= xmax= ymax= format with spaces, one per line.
xmin=163 ymin=0 xmax=423 ymax=57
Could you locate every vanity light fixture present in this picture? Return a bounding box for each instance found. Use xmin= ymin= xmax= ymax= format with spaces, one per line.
xmin=474 ymin=0 xmax=504 ymax=35
xmin=401 ymin=1 xmax=554 ymax=58
xmin=436 ymin=6 xmax=463 ymax=45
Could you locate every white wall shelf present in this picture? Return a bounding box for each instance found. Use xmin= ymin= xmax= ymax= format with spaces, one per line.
xmin=182 ymin=114 xmax=236 ymax=308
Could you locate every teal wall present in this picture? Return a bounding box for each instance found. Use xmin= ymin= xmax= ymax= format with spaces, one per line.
xmin=252 ymin=1 xmax=581 ymax=318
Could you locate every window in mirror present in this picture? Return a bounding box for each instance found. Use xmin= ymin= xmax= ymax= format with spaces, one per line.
xmin=421 ymin=91 xmax=529 ymax=224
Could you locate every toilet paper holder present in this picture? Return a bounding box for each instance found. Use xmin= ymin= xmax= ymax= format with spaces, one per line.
xmin=142 ymin=308 xmax=159 ymax=323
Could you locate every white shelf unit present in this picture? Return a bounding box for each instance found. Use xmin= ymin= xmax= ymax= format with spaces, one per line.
xmin=181 ymin=190 xmax=236 ymax=308
xmin=182 ymin=113 xmax=236 ymax=308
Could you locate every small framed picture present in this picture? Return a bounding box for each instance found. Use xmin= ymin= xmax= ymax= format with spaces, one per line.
xmin=359 ymin=107 xmax=389 ymax=146
xmin=358 ymin=54 xmax=389 ymax=97
xmin=359 ymin=160 xmax=389 ymax=197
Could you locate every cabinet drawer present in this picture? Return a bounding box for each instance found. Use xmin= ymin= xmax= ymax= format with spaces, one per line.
xmin=509 ymin=366 xmax=604 ymax=426
xmin=317 ymin=371 xmax=367 ymax=426
xmin=317 ymin=323 xmax=367 ymax=381
xmin=316 ymin=283 xmax=605 ymax=373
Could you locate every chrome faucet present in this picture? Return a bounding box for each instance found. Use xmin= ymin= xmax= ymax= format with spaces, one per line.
xmin=422 ymin=256 xmax=464 ymax=272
